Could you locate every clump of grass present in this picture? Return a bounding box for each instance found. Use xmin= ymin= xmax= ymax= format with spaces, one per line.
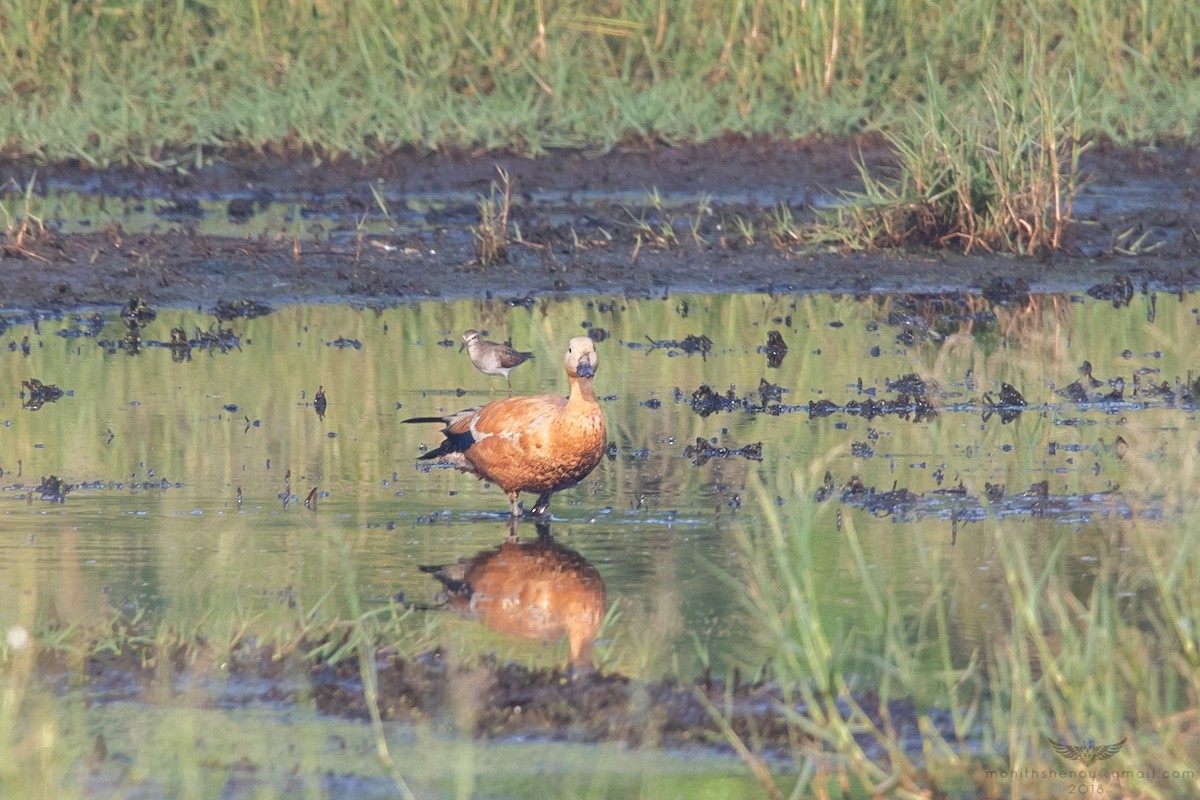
xmin=766 ymin=203 xmax=804 ymax=248
xmin=0 ymin=175 xmax=49 ymax=260
xmin=624 ymin=187 xmax=680 ymax=252
xmin=474 ymin=167 xmax=513 ymax=267
xmin=826 ymin=62 xmax=1086 ymax=255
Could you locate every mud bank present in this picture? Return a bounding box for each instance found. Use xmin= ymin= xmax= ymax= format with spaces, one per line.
xmin=1 ymin=138 xmax=1197 ymax=314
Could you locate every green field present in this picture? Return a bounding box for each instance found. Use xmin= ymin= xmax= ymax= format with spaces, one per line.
xmin=2 ymin=0 xmax=1197 ymax=166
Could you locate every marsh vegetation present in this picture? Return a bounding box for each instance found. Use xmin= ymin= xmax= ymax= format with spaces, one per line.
xmin=4 ymin=0 xmax=1197 ymax=253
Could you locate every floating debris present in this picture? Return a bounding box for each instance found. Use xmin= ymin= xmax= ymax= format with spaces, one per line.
xmin=1087 ymin=275 xmax=1134 ymax=307
xmin=326 ymin=337 xmax=363 ymax=349
xmin=38 ymin=475 xmax=72 ymax=503
xmin=816 ymin=470 xmax=836 ymax=502
xmin=121 ymin=296 xmax=157 ymax=325
xmin=884 ymin=293 xmax=999 ymax=345
xmin=168 ymin=327 xmax=192 ymax=362
xmin=1057 ymin=380 xmax=1089 ymax=403
xmin=682 ymin=437 xmax=763 ymax=466
xmin=760 ymin=330 xmax=788 ymax=368
xmin=212 ymin=299 xmax=273 ymax=320
xmin=121 ymin=317 xmax=141 ymax=354
xmin=504 ymin=295 xmax=536 ymax=309
xmin=981 ymin=277 xmax=1031 ymax=306
xmin=885 ymin=373 xmax=928 ymax=395
xmin=192 ymin=324 xmax=241 ymax=352
xmin=314 ymin=386 xmax=328 ymax=419
xmin=851 ymin=441 xmax=874 ymax=458
xmin=646 ymin=334 xmax=713 ymax=357
xmin=756 ymin=378 xmax=783 ymax=407
xmin=983 ymin=383 xmax=1026 ymax=423
xmin=809 ymin=399 xmax=838 ymax=418
xmin=21 ymin=378 xmax=64 ymax=411
xmin=687 ymin=384 xmax=740 ymax=417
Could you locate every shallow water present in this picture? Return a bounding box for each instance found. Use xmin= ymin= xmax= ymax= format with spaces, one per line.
xmin=2 ymin=288 xmax=1196 ymax=796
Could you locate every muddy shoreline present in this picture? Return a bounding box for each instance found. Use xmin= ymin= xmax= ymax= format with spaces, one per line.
xmin=2 ymin=138 xmax=1198 ymax=315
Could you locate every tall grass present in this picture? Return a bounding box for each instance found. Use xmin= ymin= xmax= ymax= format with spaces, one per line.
xmin=726 ymin=462 xmax=1200 ymax=799
xmin=823 ymin=60 xmax=1087 ymax=255
xmin=1 ymin=0 xmax=1197 ymax=165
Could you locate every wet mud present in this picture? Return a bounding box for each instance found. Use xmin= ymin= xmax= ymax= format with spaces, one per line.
xmin=65 ymin=632 xmax=951 ymax=765
xmin=1 ymin=137 xmax=1198 ymax=316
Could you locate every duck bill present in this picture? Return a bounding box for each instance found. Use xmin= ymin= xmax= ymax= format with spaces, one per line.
xmin=576 ymin=360 xmax=595 ymax=379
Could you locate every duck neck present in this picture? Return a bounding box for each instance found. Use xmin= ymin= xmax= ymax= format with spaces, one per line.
xmin=569 ymin=375 xmax=597 ymax=404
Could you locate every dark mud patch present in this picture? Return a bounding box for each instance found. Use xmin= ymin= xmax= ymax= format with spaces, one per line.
xmin=57 ymin=640 xmax=956 ymax=765
xmin=824 ymin=472 xmax=1133 ymax=529
xmin=313 ymin=649 xmax=958 ymax=761
xmin=1 ymin=138 xmax=1198 ymax=313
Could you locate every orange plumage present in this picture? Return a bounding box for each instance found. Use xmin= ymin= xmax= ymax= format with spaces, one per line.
xmin=404 ymin=336 xmax=606 ymax=517
xmin=421 ymin=521 xmax=606 ymax=671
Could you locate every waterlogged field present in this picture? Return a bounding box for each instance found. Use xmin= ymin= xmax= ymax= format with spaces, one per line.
xmin=2 ymin=290 xmax=1199 ymax=798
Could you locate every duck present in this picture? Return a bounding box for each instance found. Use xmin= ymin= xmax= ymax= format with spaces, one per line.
xmin=461 ymin=329 xmax=534 ymax=392
xmin=420 ymin=519 xmax=606 ymax=672
xmin=405 ymin=336 xmax=606 ymax=517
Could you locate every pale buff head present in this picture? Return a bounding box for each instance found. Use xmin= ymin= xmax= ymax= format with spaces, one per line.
xmin=564 ymin=336 xmax=598 ymax=379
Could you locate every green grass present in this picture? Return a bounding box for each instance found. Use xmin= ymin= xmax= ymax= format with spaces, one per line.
xmin=820 ymin=59 xmax=1088 ymax=255
xmin=0 ymin=173 xmax=45 ymax=257
xmin=722 ymin=463 xmax=1200 ymax=799
xmin=1 ymin=0 xmax=1197 ymax=167
xmin=474 ymin=167 xmax=513 ymax=267
xmin=4 ymin=0 xmax=1197 ymax=255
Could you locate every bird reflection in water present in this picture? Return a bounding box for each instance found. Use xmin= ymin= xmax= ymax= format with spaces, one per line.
xmin=420 ymin=519 xmax=606 ymax=673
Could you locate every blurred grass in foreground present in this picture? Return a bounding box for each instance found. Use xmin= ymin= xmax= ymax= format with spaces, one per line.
xmin=1 ymin=0 xmax=1197 ymax=166
xmin=726 ymin=458 xmax=1200 ymax=799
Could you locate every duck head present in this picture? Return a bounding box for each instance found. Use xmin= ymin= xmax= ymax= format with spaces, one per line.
xmin=565 ymin=336 xmax=598 ymax=379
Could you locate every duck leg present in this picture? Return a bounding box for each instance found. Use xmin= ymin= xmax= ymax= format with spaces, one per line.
xmin=507 ymin=491 xmax=522 ymax=518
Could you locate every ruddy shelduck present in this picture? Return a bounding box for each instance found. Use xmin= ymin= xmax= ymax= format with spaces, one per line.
xmin=405 ymin=336 xmax=606 ymax=517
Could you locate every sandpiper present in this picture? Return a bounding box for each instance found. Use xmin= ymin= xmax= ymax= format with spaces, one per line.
xmin=461 ymin=329 xmax=534 ymax=392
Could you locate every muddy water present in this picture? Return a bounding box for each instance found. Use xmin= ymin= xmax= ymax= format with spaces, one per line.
xmin=1 ymin=289 xmax=1195 ymax=795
